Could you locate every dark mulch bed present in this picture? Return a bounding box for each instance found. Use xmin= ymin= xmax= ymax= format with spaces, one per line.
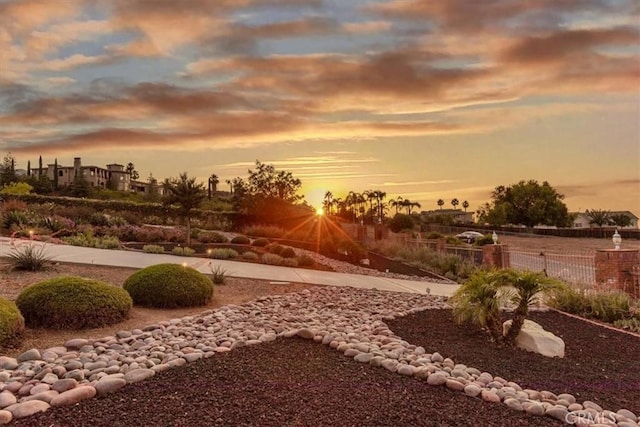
xmin=11 ymin=309 xmax=638 ymax=426
xmin=13 ymin=338 xmax=561 ymax=427
xmin=388 ymin=309 xmax=640 ymax=415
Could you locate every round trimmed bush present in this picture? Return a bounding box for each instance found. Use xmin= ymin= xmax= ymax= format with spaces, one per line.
xmin=0 ymin=297 xmax=25 ymax=348
xmin=266 ymin=243 xmax=284 ymax=255
xmin=16 ymin=277 xmax=132 ymax=329
xmin=230 ymin=235 xmax=250 ymax=244
xmin=280 ymin=246 xmax=296 ymax=259
xmin=251 ymin=238 xmax=270 ymax=247
xmin=123 ymin=264 xmax=213 ymax=308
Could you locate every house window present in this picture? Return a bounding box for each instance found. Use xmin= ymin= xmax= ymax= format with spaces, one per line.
xmin=58 ymin=170 xmax=63 ymax=177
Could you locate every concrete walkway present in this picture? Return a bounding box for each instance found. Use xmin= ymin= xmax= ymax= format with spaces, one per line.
xmin=0 ymin=237 xmax=460 ymax=297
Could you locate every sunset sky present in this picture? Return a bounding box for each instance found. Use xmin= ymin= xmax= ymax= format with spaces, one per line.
xmin=1 ymin=0 xmax=638 ymax=214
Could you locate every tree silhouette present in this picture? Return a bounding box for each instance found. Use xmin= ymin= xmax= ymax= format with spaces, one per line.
xmin=451 ymin=198 xmax=459 ymax=210
xmin=126 ymin=163 xmax=140 ymax=180
xmin=163 ymin=173 xmax=206 ymax=247
xmin=437 ymin=199 xmax=444 ymax=210
xmin=462 ymin=200 xmax=469 ymax=212
xmin=208 ymin=174 xmax=219 ymax=199
xmin=609 ymin=213 xmax=631 ymax=228
xmin=586 ymin=209 xmax=611 ymax=227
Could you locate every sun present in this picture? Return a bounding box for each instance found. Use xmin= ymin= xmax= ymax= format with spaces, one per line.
xmin=316 ymin=207 xmax=324 ymax=216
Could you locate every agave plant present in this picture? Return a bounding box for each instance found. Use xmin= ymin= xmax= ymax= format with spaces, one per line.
xmin=6 ymin=243 xmax=52 ymax=271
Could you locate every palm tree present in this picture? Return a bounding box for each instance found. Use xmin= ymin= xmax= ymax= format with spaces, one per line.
xmin=323 ymin=191 xmax=333 ymax=215
xmin=410 ymin=201 xmax=421 ymax=215
xmin=462 ymin=200 xmax=469 ymax=212
xmin=163 ymin=173 xmax=206 ymax=247
xmin=390 ymin=196 xmax=404 ymax=215
xmin=437 ymin=199 xmax=444 ymax=210
xmin=499 ymin=270 xmax=563 ymax=345
xmin=451 ymin=198 xmax=459 ymax=210
xmin=450 ymin=270 xmax=510 ymax=343
xmin=374 ymin=190 xmax=387 ymax=222
xmin=207 ymin=174 xmax=219 ymax=199
xmin=225 ymin=179 xmax=232 ymax=194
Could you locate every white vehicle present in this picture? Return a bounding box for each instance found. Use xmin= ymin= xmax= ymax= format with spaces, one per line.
xmin=455 ymin=231 xmax=485 ymax=243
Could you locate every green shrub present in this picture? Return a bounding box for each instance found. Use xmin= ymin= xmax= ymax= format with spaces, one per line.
xmin=262 ymin=253 xmax=284 ymax=266
xmin=2 ymin=210 xmax=27 ymax=229
xmin=251 ymin=238 xmax=270 ymax=247
xmin=546 ymin=286 xmax=589 ymax=314
xmin=242 ymin=251 xmax=260 ymax=261
xmin=425 ymin=232 xmax=444 ymax=239
xmin=613 ymin=318 xmax=640 ymax=333
xmin=198 ymin=231 xmax=228 ymax=243
xmin=387 ymin=214 xmax=415 ymax=233
xmin=143 ymin=244 xmax=165 ymax=254
xmin=6 ymin=243 xmax=51 ymax=271
xmin=445 ymin=236 xmax=463 ymax=245
xmin=297 ymin=253 xmax=315 ymax=267
xmin=474 ymin=234 xmax=495 ymax=246
xmin=0 ymin=297 xmax=25 ymax=348
xmin=16 ymin=277 xmax=132 ymax=329
xmin=62 ymin=232 xmax=120 ymax=249
xmin=89 ymin=213 xmax=110 ymax=226
xmin=209 ymin=265 xmax=227 ymax=285
xmin=280 ymin=246 xmax=296 ymax=259
xmin=209 ymin=248 xmax=238 ymax=259
xmin=588 ymin=292 xmax=631 ymax=323
xmin=266 ymin=243 xmax=284 ymax=255
xmin=230 ymin=235 xmax=250 ymax=244
xmin=172 ymin=247 xmax=195 ymax=256
xmin=123 ymin=264 xmax=213 ymax=308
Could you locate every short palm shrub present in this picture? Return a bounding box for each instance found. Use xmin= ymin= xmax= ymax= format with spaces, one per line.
xmin=172 ymin=247 xmax=195 ymax=256
xmin=143 ymin=244 xmax=165 ymax=254
xmin=0 ymin=297 xmax=25 ymax=349
xmin=209 ymin=248 xmax=238 ymax=259
xmin=242 ymin=251 xmax=260 ymax=261
xmin=230 ymin=235 xmax=250 ymax=244
xmin=297 ymin=253 xmax=316 ymax=267
xmin=16 ymin=277 xmax=132 ymax=329
xmin=262 ymin=253 xmax=284 ymax=266
xmin=123 ymin=264 xmax=213 ymax=308
xmin=251 ymin=238 xmax=270 ymax=247
xmin=280 ymin=246 xmax=296 ymax=259
xmin=62 ymin=232 xmax=120 ymax=249
xmin=450 ymin=269 xmax=508 ymax=342
xmin=6 ymin=243 xmax=51 ymax=271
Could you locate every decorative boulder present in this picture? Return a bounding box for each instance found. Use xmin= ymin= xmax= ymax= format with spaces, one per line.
xmin=503 ymin=319 xmax=565 ymax=358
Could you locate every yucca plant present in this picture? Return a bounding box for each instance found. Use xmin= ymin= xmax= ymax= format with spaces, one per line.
xmin=209 ymin=264 xmax=227 ymax=285
xmin=6 ymin=243 xmax=52 ymax=271
xmin=450 ymin=269 xmax=510 ymax=342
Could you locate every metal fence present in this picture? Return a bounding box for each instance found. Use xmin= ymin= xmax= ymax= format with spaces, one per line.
xmin=505 ymin=249 xmax=596 ymax=287
xmin=443 ymin=245 xmax=483 ymax=266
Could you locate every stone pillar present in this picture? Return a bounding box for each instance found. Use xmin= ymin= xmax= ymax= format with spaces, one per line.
xmin=482 ymin=244 xmax=510 ymax=269
xmin=374 ymin=224 xmax=388 ymax=241
xmin=435 ymin=238 xmax=446 ymax=253
xmin=595 ymin=249 xmax=640 ymax=295
xmin=356 ymin=225 xmax=366 ymax=243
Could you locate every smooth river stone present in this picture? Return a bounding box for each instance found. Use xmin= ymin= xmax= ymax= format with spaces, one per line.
xmin=51 ymin=386 xmax=97 ymax=407
xmin=0 ymin=393 xmax=17 ymax=409
xmin=124 ymin=369 xmax=155 ymax=384
xmin=0 ymin=409 xmax=12 ymax=424
xmin=17 ymin=349 xmax=41 ymax=363
xmin=22 ymin=391 xmax=59 ymax=404
xmin=94 ymin=378 xmax=127 ymax=397
xmin=426 ymin=373 xmax=448 ymax=386
xmin=6 ymin=400 xmax=50 ymax=419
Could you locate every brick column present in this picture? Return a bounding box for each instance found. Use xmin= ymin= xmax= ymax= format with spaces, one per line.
xmin=356 ymin=225 xmax=366 ymax=243
xmin=374 ymin=224 xmax=389 ymax=241
xmin=595 ymin=249 xmax=640 ymax=295
xmin=482 ymin=244 xmax=510 ymax=269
